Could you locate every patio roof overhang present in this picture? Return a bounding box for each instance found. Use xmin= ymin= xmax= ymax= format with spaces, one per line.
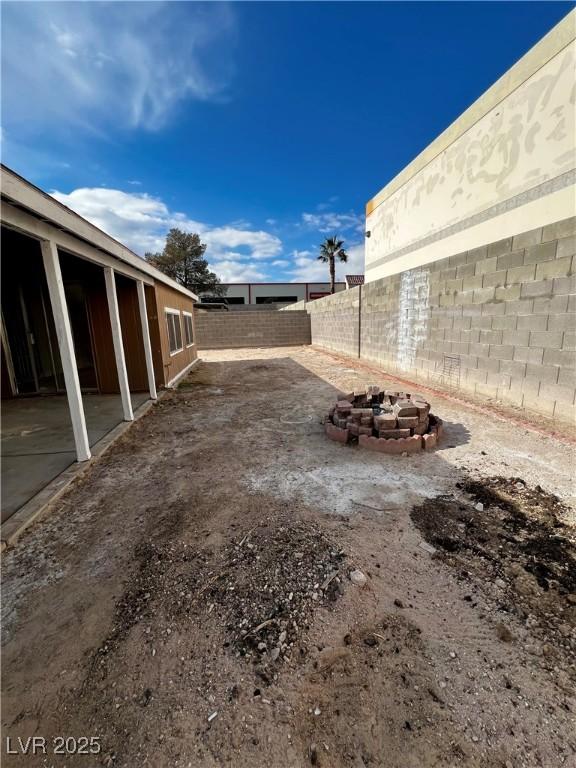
xmin=0 ymin=164 xmax=198 ymax=301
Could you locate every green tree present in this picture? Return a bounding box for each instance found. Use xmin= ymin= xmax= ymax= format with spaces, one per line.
xmin=145 ymin=228 xmax=225 ymax=296
xmin=317 ymin=236 xmax=348 ymax=294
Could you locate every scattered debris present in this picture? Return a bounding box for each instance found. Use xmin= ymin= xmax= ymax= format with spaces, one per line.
xmin=204 ymin=516 xmax=347 ymax=662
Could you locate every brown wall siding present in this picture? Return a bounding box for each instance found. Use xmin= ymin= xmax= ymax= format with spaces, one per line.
xmin=116 ymin=274 xmax=148 ymax=391
xmin=144 ymin=284 xmax=164 ymax=387
xmin=153 ymin=282 xmax=197 ymax=385
xmin=87 ymin=273 xmax=148 ymax=393
xmin=87 ymin=273 xmax=118 ymax=394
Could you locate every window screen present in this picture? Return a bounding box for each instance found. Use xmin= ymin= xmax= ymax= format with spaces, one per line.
xmin=183 ymin=313 xmax=194 ymax=346
xmin=166 ymin=310 xmax=183 ymax=354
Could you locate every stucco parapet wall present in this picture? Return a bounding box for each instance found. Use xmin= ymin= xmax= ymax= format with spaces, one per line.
xmin=365 ymin=9 xmax=576 ymax=216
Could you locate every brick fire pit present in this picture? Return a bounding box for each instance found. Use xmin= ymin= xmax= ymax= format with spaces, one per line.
xmin=325 ymin=386 xmax=443 ymax=454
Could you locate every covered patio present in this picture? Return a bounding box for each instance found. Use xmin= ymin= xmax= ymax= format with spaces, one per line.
xmin=1 ymin=392 xmax=149 ymax=521
xmin=1 ymin=175 xmax=160 ymax=523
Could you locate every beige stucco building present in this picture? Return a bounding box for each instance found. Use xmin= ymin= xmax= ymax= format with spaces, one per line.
xmin=365 ymin=10 xmax=575 ymax=283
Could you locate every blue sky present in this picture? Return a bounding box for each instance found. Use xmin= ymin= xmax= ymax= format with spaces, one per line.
xmin=1 ymin=1 xmax=572 ymax=284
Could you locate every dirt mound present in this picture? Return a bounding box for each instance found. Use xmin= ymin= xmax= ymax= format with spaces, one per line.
xmin=85 ymin=513 xmax=347 ymax=685
xmin=205 ymin=518 xmax=347 ymax=664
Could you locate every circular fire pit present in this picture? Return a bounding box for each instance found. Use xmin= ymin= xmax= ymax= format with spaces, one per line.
xmin=325 ymin=386 xmax=443 ymax=454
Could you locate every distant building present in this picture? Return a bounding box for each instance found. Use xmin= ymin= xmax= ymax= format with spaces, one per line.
xmin=345 ymin=275 xmax=364 ymax=289
xmin=212 ymin=282 xmax=346 ymax=306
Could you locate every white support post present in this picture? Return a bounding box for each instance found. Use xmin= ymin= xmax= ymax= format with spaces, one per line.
xmin=136 ymin=280 xmax=157 ymax=400
xmin=40 ymin=240 xmax=91 ymax=461
xmin=104 ymin=267 xmax=134 ymax=421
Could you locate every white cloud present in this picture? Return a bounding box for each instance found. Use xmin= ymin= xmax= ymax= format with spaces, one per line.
xmin=209 ymin=261 xmax=268 ymax=283
xmin=1 ymin=2 xmax=235 ymax=133
xmin=202 ymin=226 xmax=281 ymax=261
xmin=301 ymin=211 xmax=364 ymax=234
xmin=271 ymin=259 xmax=289 ymax=267
xmin=50 ymin=186 xmax=282 ymax=283
xmin=288 ymin=243 xmax=365 ymax=283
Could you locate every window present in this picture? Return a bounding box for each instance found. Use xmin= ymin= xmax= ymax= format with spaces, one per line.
xmin=165 ymin=309 xmax=183 ymax=355
xmin=255 ymin=295 xmax=298 ymax=304
xmin=183 ymin=312 xmax=194 ymax=347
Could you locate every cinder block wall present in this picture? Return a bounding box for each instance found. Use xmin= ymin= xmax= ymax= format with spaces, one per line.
xmin=305 ymin=217 xmax=576 ymax=423
xmin=195 ymin=310 xmax=311 ymax=350
xmin=308 ymin=288 xmax=361 ymax=359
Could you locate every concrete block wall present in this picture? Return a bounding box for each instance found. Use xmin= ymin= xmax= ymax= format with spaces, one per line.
xmin=195 ymin=310 xmax=311 ymax=350
xmin=308 ymin=288 xmax=361 ymax=359
xmin=282 ymin=300 xmax=308 ymax=311
xmin=304 ymin=217 xmax=576 ymax=423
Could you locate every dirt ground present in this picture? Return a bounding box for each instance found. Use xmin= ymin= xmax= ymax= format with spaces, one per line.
xmin=2 ymin=345 xmax=575 ymax=768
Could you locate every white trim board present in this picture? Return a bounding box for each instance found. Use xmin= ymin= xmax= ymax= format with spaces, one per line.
xmin=2 ymin=202 xmax=155 ymax=285
xmin=166 ymin=357 xmax=200 ymax=388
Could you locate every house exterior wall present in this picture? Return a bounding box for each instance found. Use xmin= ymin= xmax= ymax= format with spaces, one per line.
xmin=302 ymin=218 xmax=576 ymax=423
xmin=365 ymin=12 xmax=576 ymax=283
xmin=153 ymin=282 xmax=197 ymax=386
xmin=195 ymin=310 xmax=311 ymax=349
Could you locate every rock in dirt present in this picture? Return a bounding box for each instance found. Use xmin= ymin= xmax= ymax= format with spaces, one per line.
xmin=315 ymin=646 xmax=350 ymax=671
xmin=393 ymin=598 xmax=405 ymax=608
xmin=309 ymin=743 xmax=318 ymax=765
xmin=495 ymin=623 xmax=514 ymax=643
xmin=350 ymin=569 xmax=367 ymax=587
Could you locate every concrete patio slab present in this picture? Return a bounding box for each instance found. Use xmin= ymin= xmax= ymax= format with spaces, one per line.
xmin=1 ymin=391 xmax=149 ymax=522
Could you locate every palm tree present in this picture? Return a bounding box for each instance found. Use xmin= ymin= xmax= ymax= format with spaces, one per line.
xmin=318 ymin=236 xmax=348 ymax=294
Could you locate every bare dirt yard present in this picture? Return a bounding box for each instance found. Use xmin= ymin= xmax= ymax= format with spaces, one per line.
xmin=2 ymin=346 xmax=575 ymax=768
